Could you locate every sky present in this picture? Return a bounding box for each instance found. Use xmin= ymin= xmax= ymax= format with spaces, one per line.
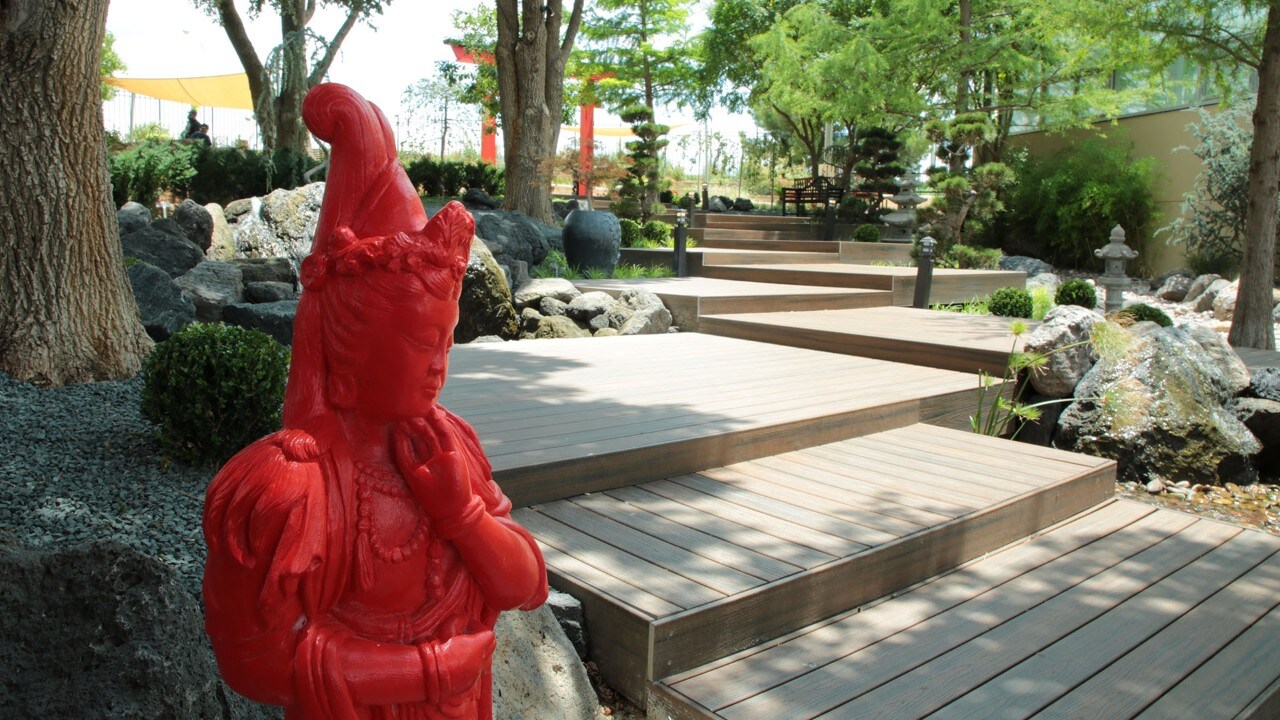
xmin=104 ymin=0 xmax=756 ymax=172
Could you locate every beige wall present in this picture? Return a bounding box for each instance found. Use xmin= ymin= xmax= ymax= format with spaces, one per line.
xmin=1010 ymin=106 xmax=1216 ymax=275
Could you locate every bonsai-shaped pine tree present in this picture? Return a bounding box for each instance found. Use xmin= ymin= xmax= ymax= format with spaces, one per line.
xmin=611 ymin=104 xmax=669 ymax=221
xmin=835 ymin=127 xmax=906 ymax=223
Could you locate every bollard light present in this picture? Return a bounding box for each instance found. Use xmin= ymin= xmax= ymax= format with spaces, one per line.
xmin=673 ymin=208 xmax=689 ymax=277
xmin=913 ymin=236 xmax=937 ymax=308
xmin=823 ymin=195 xmax=836 ymax=242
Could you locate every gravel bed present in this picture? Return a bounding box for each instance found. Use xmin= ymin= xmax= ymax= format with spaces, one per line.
xmin=0 ymin=372 xmax=214 ymax=593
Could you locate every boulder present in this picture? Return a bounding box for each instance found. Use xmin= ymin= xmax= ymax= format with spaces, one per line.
xmin=475 ymin=211 xmax=554 ymax=280
xmin=222 ymin=300 xmax=298 ymax=346
xmin=1183 ymin=323 xmax=1252 ymax=394
xmin=999 ymin=255 xmax=1054 ymax=275
xmin=230 ymin=184 xmax=324 ymax=264
xmin=1023 ymin=305 xmax=1104 ymax=398
xmin=243 ymin=281 xmax=297 ymax=303
xmin=587 ymin=314 xmax=611 ymax=332
xmin=173 ymin=261 xmax=244 ymax=323
xmin=1014 ymin=391 xmax=1069 ymax=447
xmin=545 ymin=589 xmax=587 ymax=660
xmin=1245 ymin=367 xmax=1280 ymax=402
xmin=456 ymin=237 xmax=519 ymax=343
xmin=520 ymin=307 xmax=544 ymax=336
xmin=533 ymin=315 xmax=592 ymax=339
xmin=491 ymin=605 xmax=597 ymax=720
xmin=733 ymin=198 xmax=755 ymax=212
xmin=1193 ymin=278 xmax=1232 ymax=313
xmin=1153 ymin=267 xmax=1193 ymax=286
xmin=716 ymin=195 xmax=734 ymax=210
xmin=172 ymin=199 xmax=214 ymax=251
xmin=1184 ymin=273 xmax=1222 ymax=305
xmin=1055 ymin=324 xmax=1260 ymax=485
xmin=594 ymin=327 xmax=620 ymax=337
xmin=1232 ymin=397 xmax=1280 ymax=476
xmin=566 ymin=291 xmax=615 ymax=323
xmin=1212 ymin=280 xmax=1239 ymax=320
xmin=230 ymin=257 xmax=297 ymax=287
xmin=1026 ymin=272 xmax=1061 ymax=290
xmin=618 ymin=288 xmax=672 ymax=336
xmin=462 ymin=187 xmax=501 ymax=210
xmin=513 ymin=277 xmax=581 ymax=310
xmin=539 ymin=297 xmax=569 ymax=317
xmin=1154 ymin=274 xmax=1193 ymax=302
xmin=116 ymin=202 xmax=151 ymax=236
xmin=204 ymin=202 xmax=236 ymax=261
xmin=223 ymin=198 xmax=253 ymax=220
xmin=0 ymin=541 xmax=275 ymax=720
xmin=708 ymin=196 xmax=730 ymax=212
xmin=120 ymin=225 xmax=205 ymax=277
xmin=127 ymin=261 xmax=196 ymax=341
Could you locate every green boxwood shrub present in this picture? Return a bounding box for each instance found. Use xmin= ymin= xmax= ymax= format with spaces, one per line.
xmin=949 ymin=244 xmax=1002 ymax=269
xmin=1054 ymin=278 xmax=1098 ymax=309
xmin=641 ymin=220 xmax=672 ymax=246
xmin=853 ymin=224 xmax=881 ymax=243
xmin=988 ymin=286 xmax=1034 ymax=318
xmin=141 ymin=323 xmax=290 ymax=465
xmin=1117 ymin=303 xmax=1173 ymax=327
xmin=619 ymin=218 xmax=643 ymax=248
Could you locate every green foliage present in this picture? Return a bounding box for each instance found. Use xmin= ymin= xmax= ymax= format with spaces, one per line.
xmin=1055 ymin=278 xmax=1098 ymax=309
xmin=532 ymin=250 xmax=580 ymax=279
xmin=402 ymin=156 xmax=504 ymax=197
xmin=836 ymin=126 xmax=906 ymax=216
xmin=109 ymin=141 xmax=199 ymax=207
xmin=987 ymin=286 xmax=1034 ymax=318
xmin=612 ymin=263 xmax=675 ymax=279
xmin=971 ymin=320 xmax=1082 ymax=439
xmin=931 ymin=297 xmax=991 ymax=315
xmin=853 ymin=223 xmax=881 ymax=243
xmin=641 ymin=220 xmax=672 ymax=245
xmin=1031 ymin=285 xmax=1055 ymax=320
xmin=948 ymin=244 xmax=1002 ymax=269
xmin=580 ymin=0 xmax=700 ymax=112
xmin=1116 ymin=303 xmax=1173 ymax=327
xmin=1002 ymin=133 xmax=1158 ymax=270
xmin=611 ymin=104 xmax=670 ymax=222
xmin=100 ymin=32 xmax=126 ymax=101
xmin=619 ymin=218 xmax=643 ymax=248
xmin=127 ymin=123 xmax=174 ymax=144
xmin=140 ymin=323 xmax=290 ymax=466
xmin=531 ymin=250 xmax=674 ymax=279
xmin=184 ymin=146 xmax=324 ymax=205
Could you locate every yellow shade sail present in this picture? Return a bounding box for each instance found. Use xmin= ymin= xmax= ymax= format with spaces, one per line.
xmin=104 ymin=73 xmax=254 ymax=110
xmin=561 ymin=122 xmax=688 ymax=138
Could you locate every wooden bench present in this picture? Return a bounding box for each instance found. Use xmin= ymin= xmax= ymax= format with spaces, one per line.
xmin=780 ymin=176 xmax=846 ymax=216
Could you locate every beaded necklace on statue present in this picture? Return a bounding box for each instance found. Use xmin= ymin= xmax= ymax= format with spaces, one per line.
xmin=354 ymin=461 xmax=429 ymax=563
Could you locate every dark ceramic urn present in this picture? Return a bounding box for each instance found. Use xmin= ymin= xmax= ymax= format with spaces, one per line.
xmin=562 ymin=210 xmax=621 ymax=274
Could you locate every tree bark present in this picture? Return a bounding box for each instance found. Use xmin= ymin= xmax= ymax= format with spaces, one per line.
xmin=0 ymin=0 xmax=153 ymax=386
xmin=496 ymin=0 xmax=584 ymax=224
xmin=1230 ymin=2 xmax=1280 ymax=351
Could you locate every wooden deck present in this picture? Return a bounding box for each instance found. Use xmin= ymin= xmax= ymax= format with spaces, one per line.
xmin=699 ymin=306 xmax=1036 ymax=375
xmin=514 ymin=423 xmax=1114 ymax=704
xmin=697 ymin=263 xmax=1026 ymax=305
xmin=650 ymin=498 xmax=1280 ymax=720
xmin=838 ymin=241 xmax=914 ymax=265
xmin=573 ymin=278 xmax=892 ymax=331
xmin=441 ymin=333 xmax=981 ymax=507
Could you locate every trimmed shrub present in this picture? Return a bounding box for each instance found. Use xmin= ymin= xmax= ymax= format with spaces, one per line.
xmin=1054 ymin=278 xmax=1098 ymax=309
xmin=949 ymin=244 xmax=1002 ymax=269
xmin=619 ymin=218 xmax=643 ymax=248
xmin=988 ymin=286 xmax=1034 ymax=318
xmin=109 ymin=140 xmax=199 ymax=207
xmin=141 ymin=323 xmax=290 ymax=465
xmin=641 ymin=220 xmax=672 ymax=246
xmin=853 ymin=224 xmax=881 ymax=243
xmin=1117 ymin=303 xmax=1173 ymax=327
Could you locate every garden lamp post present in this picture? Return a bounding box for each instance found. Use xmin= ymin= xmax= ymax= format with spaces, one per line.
xmin=913 ymin=236 xmax=937 ymax=309
xmin=686 ymin=192 xmax=699 ymax=229
xmin=1096 ymin=224 xmax=1137 ymax=313
xmin=823 ymin=195 xmax=836 ymax=242
xmin=702 ymin=183 xmax=710 ymax=211
xmin=673 ymin=208 xmax=689 ymax=277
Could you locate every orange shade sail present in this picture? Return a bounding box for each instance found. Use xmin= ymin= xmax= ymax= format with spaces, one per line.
xmin=104 ymin=73 xmax=254 ymax=110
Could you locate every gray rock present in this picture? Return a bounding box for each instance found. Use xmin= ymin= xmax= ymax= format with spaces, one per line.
xmin=204 ymin=202 xmax=236 ymax=261
xmin=243 ymin=281 xmax=297 ymax=303
xmin=173 ymin=261 xmax=244 ymax=322
xmin=1154 ymin=267 xmax=1193 ymax=286
xmin=534 ymin=315 xmax=592 ymax=339
xmin=567 ymin=291 xmax=615 ymax=322
xmin=1193 ymin=278 xmax=1232 ymax=313
xmin=618 ymin=288 xmax=672 ymax=335
xmin=0 ymin=541 xmax=274 ymax=720
xmin=1184 ymin=273 xmax=1222 ymax=305
xmin=1000 ymin=255 xmax=1054 ymax=275
xmin=222 ymin=300 xmax=298 ymax=346
xmin=545 ymin=589 xmax=587 ymax=660
xmin=116 ymin=202 xmax=151 ymax=236
xmin=709 ymin=196 xmax=730 ymax=212
xmin=230 ymin=257 xmax=297 ymax=287
xmin=1212 ymin=280 xmax=1239 ymax=320
xmin=472 ymin=335 xmax=506 ymax=343
xmin=1232 ymin=397 xmax=1280 ymax=476
xmin=491 ymin=605 xmax=596 ymax=720
xmin=1055 ymin=324 xmax=1261 ymax=485
xmin=1024 ymin=305 xmax=1104 ymax=398
xmin=1026 ymin=272 xmax=1061 ymax=290
xmin=539 ymin=297 xmax=569 ymax=317
xmin=172 ymin=199 xmax=214 ymax=251
xmin=594 ymin=327 xmax=620 ymax=337
xmin=513 ymin=277 xmax=581 ymax=310
xmin=1245 ymin=367 xmax=1280 ymax=402
xmin=1015 ymin=392 xmax=1070 ymax=447
xmin=520 ymin=307 xmax=544 ymax=337
xmin=457 ymin=238 xmax=519 ymax=343
xmin=1183 ymin=323 xmax=1251 ymax=395
xmin=605 ymin=304 xmax=634 ymax=330
xmin=120 ymin=225 xmax=205 ymax=277
xmin=231 ymin=184 xmax=324 ymax=265
xmin=1154 ymin=274 xmax=1193 ymax=302
xmin=733 ymin=197 xmax=755 ymax=212
xmin=588 ymin=314 xmax=611 ymax=332
xmin=127 ymin=261 xmax=196 ymax=341
xmin=461 ymin=187 xmax=500 ymax=210
xmin=223 ymin=198 xmax=253 ymax=220
xmin=475 ymin=211 xmax=555 ymax=277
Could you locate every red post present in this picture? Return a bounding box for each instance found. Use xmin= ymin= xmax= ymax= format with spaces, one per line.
xmin=578 ymin=103 xmax=595 ymax=197
xmin=481 ymin=113 xmax=497 ymax=166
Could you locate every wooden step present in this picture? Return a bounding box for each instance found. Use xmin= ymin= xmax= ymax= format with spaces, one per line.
xmin=699 ymin=306 xmax=1035 ymax=375
xmin=701 ymin=228 xmax=823 ymax=242
xmin=700 ymin=214 xmax=814 ymax=229
xmin=573 ymin=278 xmax=893 ymax=331
xmin=838 ymin=241 xmax=914 ymax=265
xmin=651 ymin=498 xmax=1280 ymax=720
xmin=513 ymin=424 xmax=1114 ymax=705
xmin=700 ymin=236 xmax=837 ymax=253
xmin=620 ymin=248 xmax=840 ymax=270
xmin=443 ymin=333 xmax=984 ymax=508
xmin=698 ymin=263 xmax=1026 ymax=305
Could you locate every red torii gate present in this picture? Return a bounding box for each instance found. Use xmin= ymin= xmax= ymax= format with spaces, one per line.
xmin=448 ymin=43 xmax=603 ymax=197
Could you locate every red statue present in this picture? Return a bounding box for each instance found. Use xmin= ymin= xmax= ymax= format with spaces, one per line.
xmin=203 ymin=83 xmax=548 ymax=720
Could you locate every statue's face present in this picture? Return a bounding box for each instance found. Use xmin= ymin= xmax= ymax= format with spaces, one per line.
xmin=352 ymin=296 xmax=459 ymax=421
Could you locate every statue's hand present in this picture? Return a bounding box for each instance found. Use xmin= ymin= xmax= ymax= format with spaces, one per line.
xmin=431 ymin=629 xmax=496 ymax=697
xmin=394 ymin=414 xmax=479 ymax=530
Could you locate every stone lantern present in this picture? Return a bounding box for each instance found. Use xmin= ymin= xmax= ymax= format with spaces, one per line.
xmin=1095 ymin=224 xmax=1137 ymax=313
xmin=882 ymin=176 xmax=924 ymax=242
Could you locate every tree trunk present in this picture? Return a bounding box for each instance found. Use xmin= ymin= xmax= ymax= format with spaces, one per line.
xmin=274 ymin=0 xmax=311 ymax=156
xmin=0 ymin=0 xmax=153 ymax=386
xmin=1230 ymin=2 xmax=1280 ymax=351
xmin=950 ymin=0 xmax=973 ymax=176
